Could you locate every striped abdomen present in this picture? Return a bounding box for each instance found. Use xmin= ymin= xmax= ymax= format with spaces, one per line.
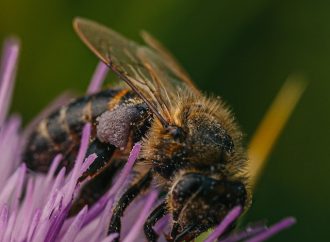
xmin=24 ymin=88 xmax=134 ymax=173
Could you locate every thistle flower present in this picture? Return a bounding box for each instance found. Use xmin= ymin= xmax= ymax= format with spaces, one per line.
xmin=0 ymin=38 xmax=157 ymax=242
xmin=0 ymin=37 xmax=303 ymax=242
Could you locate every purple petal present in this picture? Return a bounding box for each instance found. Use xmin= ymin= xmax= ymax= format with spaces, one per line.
xmin=96 ymin=197 xmax=115 ymax=240
xmin=80 ymin=141 xmax=143 ymax=233
xmin=0 ymin=204 xmax=9 ymax=240
xmin=48 ymin=168 xmax=66 ymax=204
xmin=40 ymin=189 xmax=59 ymax=222
xmin=122 ymin=190 xmax=158 ymax=242
xmin=70 ymin=124 xmax=91 ymax=174
xmin=61 ymin=206 xmax=88 ymax=242
xmin=27 ymin=209 xmax=41 ymax=241
xmin=107 ymin=143 xmax=141 ymax=196
xmin=0 ymin=116 xmax=21 ymax=187
xmin=63 ymin=124 xmax=91 ymax=205
xmin=245 ymin=217 xmax=296 ymax=242
xmin=75 ymin=198 xmax=114 ymax=242
xmin=3 ymin=209 xmax=17 ymax=241
xmin=80 ymin=153 xmax=98 ymax=174
xmin=0 ymin=164 xmax=26 ymax=203
xmin=0 ymin=38 xmax=19 ymax=126
xmin=48 ymin=155 xmax=63 ymax=177
xmin=82 ymin=195 xmax=109 ymax=227
xmin=101 ymin=233 xmax=119 ymax=242
xmin=154 ymin=214 xmax=170 ymax=235
xmin=33 ymin=219 xmax=51 ymax=242
xmin=15 ymin=179 xmax=36 ymax=237
xmin=120 ymin=194 xmax=149 ymax=237
xmin=44 ymin=203 xmax=72 ymax=242
xmin=12 ymin=163 xmax=26 ymax=211
xmin=204 ymin=206 xmax=242 ymax=242
xmin=220 ymin=224 xmax=267 ymax=242
xmin=87 ymin=61 xmax=109 ymax=94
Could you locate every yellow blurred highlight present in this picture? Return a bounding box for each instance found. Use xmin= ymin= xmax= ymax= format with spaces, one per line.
xmin=247 ymin=75 xmax=306 ymax=189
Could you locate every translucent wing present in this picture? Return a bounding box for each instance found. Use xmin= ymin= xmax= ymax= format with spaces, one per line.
xmin=140 ymin=31 xmax=200 ymax=95
xmin=73 ymin=17 xmax=199 ymax=126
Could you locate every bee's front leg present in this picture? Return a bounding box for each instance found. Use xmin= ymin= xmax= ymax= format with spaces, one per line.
xmin=144 ymin=202 xmax=168 ymax=242
xmin=108 ymin=171 xmax=153 ymax=241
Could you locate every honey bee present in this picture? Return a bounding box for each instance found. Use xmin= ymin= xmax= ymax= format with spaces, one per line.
xmin=23 ymin=18 xmax=250 ymax=241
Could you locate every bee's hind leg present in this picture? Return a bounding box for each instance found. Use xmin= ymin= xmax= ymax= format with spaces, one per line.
xmin=96 ymin=104 xmax=148 ymax=149
xmin=108 ymin=171 xmax=153 ymax=241
xmin=79 ymin=138 xmax=117 ymax=182
xmin=69 ymin=138 xmax=118 ymax=215
xmin=144 ymin=202 xmax=168 ymax=242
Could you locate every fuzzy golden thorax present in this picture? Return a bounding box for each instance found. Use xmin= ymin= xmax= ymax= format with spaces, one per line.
xmin=141 ymin=92 xmax=247 ymax=185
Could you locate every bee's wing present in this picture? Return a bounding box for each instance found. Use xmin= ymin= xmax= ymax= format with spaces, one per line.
xmin=73 ymin=17 xmax=199 ymax=126
xmin=140 ymin=31 xmax=200 ymax=95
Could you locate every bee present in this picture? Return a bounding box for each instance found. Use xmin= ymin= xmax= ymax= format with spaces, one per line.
xmin=23 ymin=17 xmax=250 ymax=241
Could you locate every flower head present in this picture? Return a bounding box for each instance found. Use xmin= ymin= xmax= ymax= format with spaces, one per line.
xmin=0 ymin=38 xmax=158 ymax=242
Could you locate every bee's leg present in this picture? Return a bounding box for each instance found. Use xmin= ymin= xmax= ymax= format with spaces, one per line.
xmin=70 ymin=139 xmax=118 ymax=215
xmin=79 ymin=138 xmax=116 ymax=182
xmin=108 ymin=171 xmax=153 ymax=240
xmin=144 ymin=202 xmax=168 ymax=242
xmin=70 ymin=159 xmax=123 ymax=215
xmin=96 ymin=104 xmax=149 ymax=148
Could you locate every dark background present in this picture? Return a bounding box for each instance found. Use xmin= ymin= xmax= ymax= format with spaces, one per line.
xmin=0 ymin=0 xmax=329 ymax=241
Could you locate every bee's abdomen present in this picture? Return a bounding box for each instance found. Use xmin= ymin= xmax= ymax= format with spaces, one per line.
xmin=24 ymin=88 xmax=132 ymax=173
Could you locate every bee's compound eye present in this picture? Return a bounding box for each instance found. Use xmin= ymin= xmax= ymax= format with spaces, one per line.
xmin=222 ymin=133 xmax=234 ymax=153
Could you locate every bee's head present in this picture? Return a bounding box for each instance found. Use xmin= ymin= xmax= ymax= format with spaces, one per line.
xmin=168 ymin=173 xmax=247 ymax=241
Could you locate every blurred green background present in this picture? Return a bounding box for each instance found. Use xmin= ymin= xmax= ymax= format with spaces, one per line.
xmin=0 ymin=0 xmax=329 ymax=241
